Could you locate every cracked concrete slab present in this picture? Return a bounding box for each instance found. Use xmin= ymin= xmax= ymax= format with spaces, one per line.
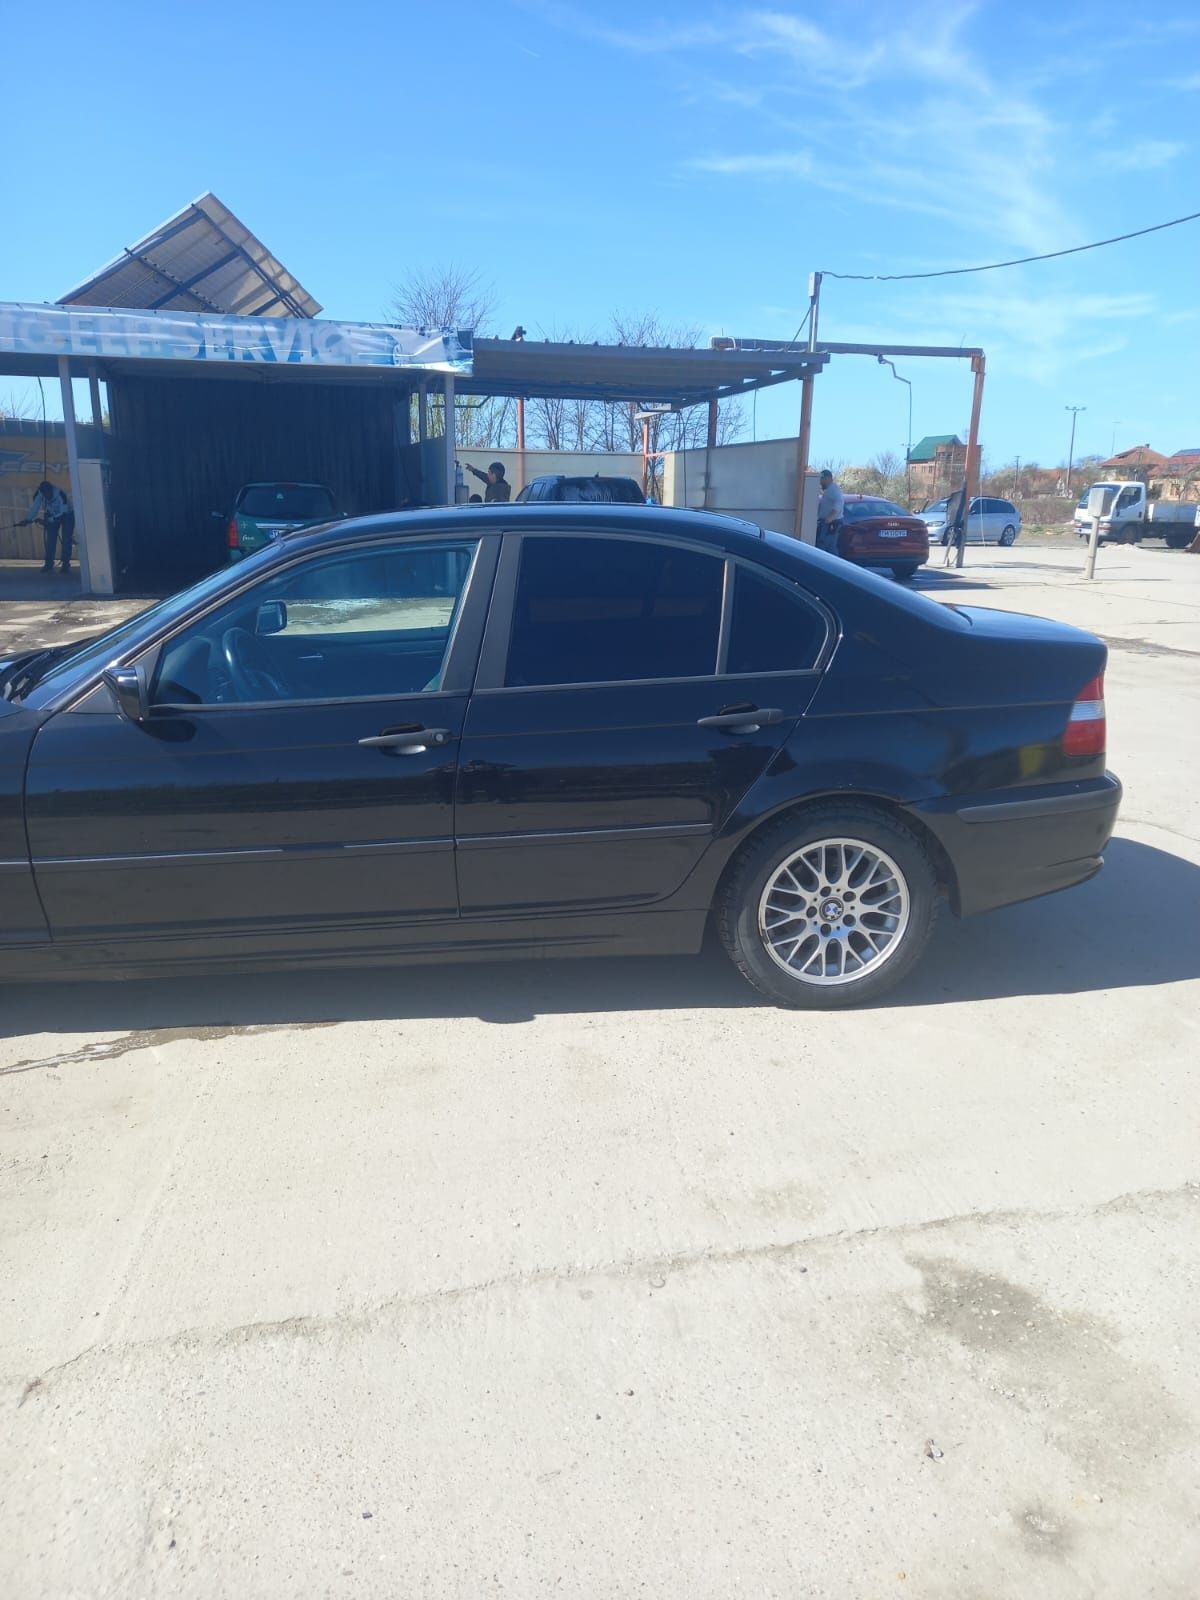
xmin=1 ymin=544 xmax=1198 ymax=1597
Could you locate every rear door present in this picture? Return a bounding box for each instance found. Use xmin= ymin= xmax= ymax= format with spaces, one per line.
xmin=454 ymin=531 xmax=831 ymax=915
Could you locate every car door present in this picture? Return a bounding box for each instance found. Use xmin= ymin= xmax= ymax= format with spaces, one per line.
xmin=24 ymin=533 xmax=495 ymax=947
xmin=454 ymin=530 xmax=831 ymax=915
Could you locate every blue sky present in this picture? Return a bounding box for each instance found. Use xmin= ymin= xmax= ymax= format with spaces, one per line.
xmin=3 ymin=0 xmax=1197 ymax=469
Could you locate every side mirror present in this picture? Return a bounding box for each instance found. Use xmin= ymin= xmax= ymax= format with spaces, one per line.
xmin=256 ymin=600 xmax=287 ymax=636
xmin=103 ymin=663 xmax=149 ymax=724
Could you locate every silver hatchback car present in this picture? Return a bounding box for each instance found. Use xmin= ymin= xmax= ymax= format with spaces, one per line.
xmin=921 ymin=495 xmax=1022 ymax=546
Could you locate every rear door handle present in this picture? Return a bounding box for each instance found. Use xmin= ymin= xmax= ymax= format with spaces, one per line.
xmin=358 ymin=727 xmax=455 ymax=753
xmin=697 ymin=707 xmax=784 ymax=733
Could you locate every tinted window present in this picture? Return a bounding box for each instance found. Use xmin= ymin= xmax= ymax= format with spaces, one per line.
xmin=237 ymin=484 xmax=335 ymax=519
xmin=505 ymin=536 xmax=723 ymax=686
xmin=550 ymin=477 xmax=645 ymax=503
xmin=153 ymin=541 xmax=477 ymax=706
xmin=727 ymin=567 xmax=826 ymax=674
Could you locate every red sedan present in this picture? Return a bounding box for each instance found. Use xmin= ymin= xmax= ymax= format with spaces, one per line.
xmin=836 ymin=495 xmax=929 ymax=581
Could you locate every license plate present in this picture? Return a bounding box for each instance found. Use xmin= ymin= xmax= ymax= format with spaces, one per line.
xmin=878 ymin=529 xmax=906 ymax=539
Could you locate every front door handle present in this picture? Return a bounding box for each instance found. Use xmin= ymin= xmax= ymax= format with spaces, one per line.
xmin=697 ymin=706 xmax=784 ymax=733
xmin=358 ymin=727 xmax=455 ymax=753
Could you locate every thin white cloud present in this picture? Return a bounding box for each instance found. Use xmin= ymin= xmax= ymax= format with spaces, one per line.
xmin=1102 ymin=140 xmax=1185 ymax=172
xmin=539 ymin=1 xmax=1071 ymax=256
xmin=690 ymin=150 xmax=812 ymax=176
xmin=1173 ymin=72 xmax=1200 ymax=89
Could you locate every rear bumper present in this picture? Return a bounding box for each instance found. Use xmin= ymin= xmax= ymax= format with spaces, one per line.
xmin=905 ymin=772 xmax=1122 ymax=917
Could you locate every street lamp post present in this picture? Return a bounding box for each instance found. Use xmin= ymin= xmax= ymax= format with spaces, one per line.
xmin=1065 ymin=405 xmax=1086 ymax=495
xmin=877 ymin=355 xmax=913 ymax=506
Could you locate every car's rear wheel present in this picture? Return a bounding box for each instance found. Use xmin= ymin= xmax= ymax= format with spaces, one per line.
xmin=891 ymin=562 xmax=919 ymax=580
xmin=999 ymin=525 xmax=1017 ymax=546
xmin=717 ymin=806 xmax=938 ymax=1009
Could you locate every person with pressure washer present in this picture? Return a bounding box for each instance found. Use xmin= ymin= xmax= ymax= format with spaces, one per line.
xmin=19 ymin=481 xmax=75 ymax=573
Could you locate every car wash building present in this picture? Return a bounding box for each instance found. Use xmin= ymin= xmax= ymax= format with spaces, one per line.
xmin=0 ymin=193 xmax=829 ymax=596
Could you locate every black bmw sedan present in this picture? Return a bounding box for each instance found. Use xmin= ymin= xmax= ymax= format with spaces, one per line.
xmin=0 ymin=505 xmax=1120 ymax=1008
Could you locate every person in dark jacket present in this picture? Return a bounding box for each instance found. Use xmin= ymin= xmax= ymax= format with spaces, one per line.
xmin=20 ymin=481 xmax=75 ymax=573
xmin=462 ymin=460 xmax=512 ymax=502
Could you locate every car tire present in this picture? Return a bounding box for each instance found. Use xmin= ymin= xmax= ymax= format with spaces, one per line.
xmin=999 ymin=525 xmax=1017 ymax=547
xmin=717 ymin=805 xmax=939 ymax=1009
xmin=891 ymin=562 xmax=919 ymax=581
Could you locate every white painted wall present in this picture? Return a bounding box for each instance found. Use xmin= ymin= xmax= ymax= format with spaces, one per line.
xmin=661 ymin=437 xmax=820 ymax=543
xmin=458 ymin=448 xmax=644 ymax=499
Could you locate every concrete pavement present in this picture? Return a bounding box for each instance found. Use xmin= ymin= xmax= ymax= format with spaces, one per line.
xmin=2 ymin=541 xmax=1198 ymax=1597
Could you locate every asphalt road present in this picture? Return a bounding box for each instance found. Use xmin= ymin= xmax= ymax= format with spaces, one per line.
xmin=3 ymin=542 xmax=1198 ymax=1598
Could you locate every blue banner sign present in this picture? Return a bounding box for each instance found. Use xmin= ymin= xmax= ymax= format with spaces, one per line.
xmin=0 ymin=303 xmax=472 ymax=373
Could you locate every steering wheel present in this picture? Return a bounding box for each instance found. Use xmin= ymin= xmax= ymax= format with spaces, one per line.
xmin=221 ymin=627 xmax=290 ymax=702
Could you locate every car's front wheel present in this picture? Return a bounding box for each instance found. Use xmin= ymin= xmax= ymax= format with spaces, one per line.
xmin=891 ymin=562 xmax=919 ymax=580
xmin=717 ymin=806 xmax=939 ymax=1008
xmin=999 ymin=525 xmax=1017 ymax=546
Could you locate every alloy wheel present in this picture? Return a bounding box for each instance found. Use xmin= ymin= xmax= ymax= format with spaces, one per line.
xmin=757 ymin=837 xmax=911 ymax=986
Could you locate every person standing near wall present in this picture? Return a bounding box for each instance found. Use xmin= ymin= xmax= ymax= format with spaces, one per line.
xmin=461 ymin=461 xmax=512 ymax=503
xmin=815 ymin=468 xmax=844 ymax=554
xmin=19 ymin=481 xmax=75 ymax=573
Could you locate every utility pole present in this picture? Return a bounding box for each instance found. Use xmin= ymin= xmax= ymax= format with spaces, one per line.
xmin=1014 ymin=456 xmax=1020 ymax=499
xmin=1064 ymin=405 xmax=1085 ymax=495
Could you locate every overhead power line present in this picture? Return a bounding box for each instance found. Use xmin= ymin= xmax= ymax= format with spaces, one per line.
xmin=821 ymin=207 xmax=1200 ymax=282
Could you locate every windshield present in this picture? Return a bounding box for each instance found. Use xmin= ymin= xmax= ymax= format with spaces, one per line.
xmin=843 ymin=499 xmax=909 ymax=520
xmin=238 ymin=484 xmax=335 ymax=520
xmin=18 ymin=557 xmax=267 ymax=703
xmin=921 ymin=499 xmax=948 ymax=516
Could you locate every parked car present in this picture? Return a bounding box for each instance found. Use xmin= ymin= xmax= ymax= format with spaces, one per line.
xmin=920 ymin=496 xmax=1021 ymax=546
xmin=220 ymin=481 xmax=339 ymax=561
xmin=0 ymin=505 xmax=1119 ymax=1009
xmin=515 ymin=474 xmax=647 ymax=504
xmin=837 ymin=495 xmax=929 ymax=580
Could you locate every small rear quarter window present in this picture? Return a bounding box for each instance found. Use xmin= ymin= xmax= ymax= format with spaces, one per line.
xmin=727 ymin=566 xmax=827 ymax=674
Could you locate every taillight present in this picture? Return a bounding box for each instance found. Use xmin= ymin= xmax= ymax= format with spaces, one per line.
xmin=1063 ymin=673 xmax=1106 ymax=757
xmin=226 ymin=519 xmax=239 ymax=549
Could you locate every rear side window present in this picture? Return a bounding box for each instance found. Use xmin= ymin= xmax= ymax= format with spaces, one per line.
xmin=505 ymin=536 xmax=723 ymax=686
xmin=727 ymin=567 xmax=827 ymax=674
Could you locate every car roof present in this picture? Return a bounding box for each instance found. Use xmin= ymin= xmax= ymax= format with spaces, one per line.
xmin=282 ymin=502 xmax=766 ymax=557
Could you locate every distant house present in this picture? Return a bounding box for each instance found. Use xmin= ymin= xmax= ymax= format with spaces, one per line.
xmin=907 ymin=434 xmax=981 ymax=500
xmin=1096 ymin=444 xmax=1169 ymax=480
xmin=1156 ymin=448 xmax=1200 ymax=500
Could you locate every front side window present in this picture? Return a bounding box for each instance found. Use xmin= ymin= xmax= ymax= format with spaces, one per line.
xmin=1115 ymin=487 xmax=1139 ymax=512
xmin=153 ymin=540 xmax=478 ymax=706
xmin=505 ymin=536 xmax=723 ymax=687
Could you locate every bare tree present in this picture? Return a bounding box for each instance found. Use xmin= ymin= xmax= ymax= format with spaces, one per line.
xmin=388 ymin=265 xmax=494 ymax=333
xmin=0 ymin=388 xmax=38 ymax=420
xmin=388 ymin=266 xmax=515 ymax=446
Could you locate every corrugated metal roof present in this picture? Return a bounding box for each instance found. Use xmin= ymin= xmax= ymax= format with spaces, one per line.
xmin=465 ymin=338 xmax=826 ymax=406
xmin=57 ymin=192 xmax=321 ymax=319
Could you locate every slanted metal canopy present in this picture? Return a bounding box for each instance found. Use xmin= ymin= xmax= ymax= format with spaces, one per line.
xmin=58 ymin=192 xmax=322 ymax=320
xmin=465 ymin=338 xmax=828 ymax=407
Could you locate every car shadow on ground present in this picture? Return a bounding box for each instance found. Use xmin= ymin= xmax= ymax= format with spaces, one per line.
xmin=0 ymin=837 xmax=1194 ymax=1045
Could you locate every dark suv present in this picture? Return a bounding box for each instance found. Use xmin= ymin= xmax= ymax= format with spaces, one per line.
xmin=515 ymin=474 xmax=647 ymax=504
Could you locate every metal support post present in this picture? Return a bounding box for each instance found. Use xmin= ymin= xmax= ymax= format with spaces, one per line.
xmin=1085 ymin=498 xmax=1103 ymax=580
xmin=956 ymin=353 xmax=986 ymax=570
xmin=418 ymin=382 xmax=428 ymax=445
xmin=57 ymin=357 xmax=90 ymax=592
xmin=87 ymin=364 xmax=103 ymax=430
xmin=443 ymin=374 xmax=456 ymax=505
xmin=793 ymin=377 xmax=815 ymax=540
